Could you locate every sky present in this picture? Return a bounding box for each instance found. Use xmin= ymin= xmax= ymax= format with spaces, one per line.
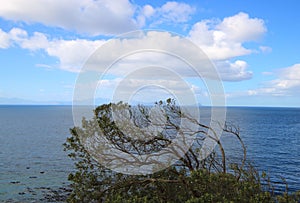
xmin=0 ymin=0 xmax=299 ymax=107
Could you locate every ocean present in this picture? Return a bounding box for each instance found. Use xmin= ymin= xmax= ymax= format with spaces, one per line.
xmin=0 ymin=106 xmax=299 ymax=202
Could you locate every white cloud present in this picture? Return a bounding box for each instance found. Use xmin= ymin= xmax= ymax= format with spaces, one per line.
xmin=159 ymin=1 xmax=195 ymax=23
xmin=259 ymin=46 xmax=272 ymax=53
xmin=138 ymin=2 xmax=195 ymax=27
xmin=278 ymin=64 xmax=300 ymax=80
xmin=15 ymin=30 xmax=49 ymax=50
xmin=0 ymin=10 xmax=268 ymax=82
xmin=0 ymin=1 xmax=195 ymax=35
xmin=189 ymin=12 xmax=266 ymax=60
xmin=0 ymin=0 xmax=138 ymax=35
xmin=73 ymin=31 xmax=225 ymax=81
xmin=0 ymin=2 xmax=276 ymax=104
xmin=248 ymin=64 xmax=300 ymax=96
xmin=9 ymin=28 xmax=28 ymax=42
xmin=216 ymin=12 xmax=266 ymax=42
xmin=214 ymin=60 xmax=252 ymax=81
xmin=1 ymin=27 xmax=257 ymax=80
xmin=0 ymin=29 xmax=10 ymax=48
xmin=137 ymin=5 xmax=155 ymax=27
xmin=0 ymin=28 xmax=105 ymax=71
xmin=46 ymin=39 xmax=105 ymax=72
xmin=188 ymin=12 xmax=266 ymax=81
xmin=143 ymin=5 xmax=155 ymax=18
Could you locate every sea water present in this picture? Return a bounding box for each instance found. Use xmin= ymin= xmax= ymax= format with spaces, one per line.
xmin=0 ymin=106 xmax=299 ymax=202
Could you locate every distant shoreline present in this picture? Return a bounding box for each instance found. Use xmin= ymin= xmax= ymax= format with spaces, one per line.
xmin=0 ymin=104 xmax=300 ymax=108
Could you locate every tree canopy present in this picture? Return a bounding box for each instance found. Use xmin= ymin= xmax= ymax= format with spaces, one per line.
xmin=64 ymin=99 xmax=300 ymax=203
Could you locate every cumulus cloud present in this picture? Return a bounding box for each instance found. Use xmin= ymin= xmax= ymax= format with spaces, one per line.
xmin=214 ymin=60 xmax=252 ymax=81
xmin=0 ymin=10 xmax=267 ymax=82
xmin=189 ymin=12 xmax=266 ymax=60
xmin=1 ymin=26 xmax=257 ymax=81
xmin=188 ymin=12 xmax=266 ymax=81
xmin=0 ymin=28 xmax=105 ymax=71
xmin=138 ymin=2 xmax=195 ymax=27
xmin=159 ymin=1 xmax=195 ymax=23
xmin=8 ymin=28 xmax=50 ymax=50
xmin=46 ymin=39 xmax=105 ymax=72
xmin=217 ymin=12 xmax=266 ymax=42
xmin=0 ymin=0 xmax=138 ymax=35
xmin=142 ymin=5 xmax=155 ymax=18
xmin=269 ymin=64 xmax=300 ymax=93
xmin=73 ymin=31 xmax=224 ymax=81
xmin=248 ymin=64 xmax=300 ymax=96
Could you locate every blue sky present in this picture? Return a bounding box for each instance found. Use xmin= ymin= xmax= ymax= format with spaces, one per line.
xmin=0 ymin=0 xmax=299 ymax=107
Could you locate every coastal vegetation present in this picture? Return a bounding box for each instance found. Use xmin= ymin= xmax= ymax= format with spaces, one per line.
xmin=64 ymin=99 xmax=300 ymax=202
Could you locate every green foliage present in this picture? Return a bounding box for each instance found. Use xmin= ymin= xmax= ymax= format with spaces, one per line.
xmin=64 ymin=100 xmax=300 ymax=203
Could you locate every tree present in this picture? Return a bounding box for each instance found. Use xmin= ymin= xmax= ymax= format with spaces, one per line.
xmin=64 ymin=99 xmax=300 ymax=203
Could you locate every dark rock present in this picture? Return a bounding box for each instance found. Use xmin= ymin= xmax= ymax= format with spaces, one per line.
xmin=10 ymin=181 xmax=20 ymax=184
xmin=29 ymin=176 xmax=37 ymax=179
xmin=18 ymin=192 xmax=26 ymax=195
xmin=26 ymin=187 xmax=34 ymax=193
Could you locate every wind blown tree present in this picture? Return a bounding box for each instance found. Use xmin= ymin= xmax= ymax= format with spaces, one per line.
xmin=64 ymin=99 xmax=300 ymax=203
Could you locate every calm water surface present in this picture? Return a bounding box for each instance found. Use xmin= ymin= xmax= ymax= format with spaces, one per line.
xmin=224 ymin=107 xmax=300 ymax=192
xmin=0 ymin=106 xmax=299 ymax=202
xmin=0 ymin=106 xmax=74 ymax=202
